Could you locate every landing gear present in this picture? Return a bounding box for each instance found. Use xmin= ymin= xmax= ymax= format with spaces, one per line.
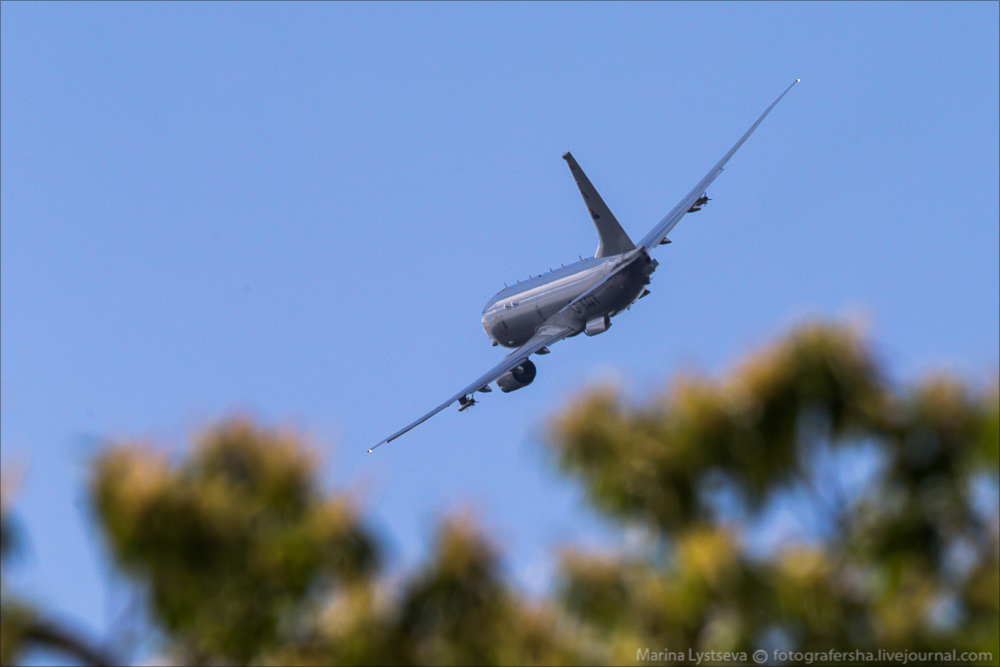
xmin=458 ymin=395 xmax=477 ymax=412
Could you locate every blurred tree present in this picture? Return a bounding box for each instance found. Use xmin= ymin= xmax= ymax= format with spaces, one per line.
xmin=91 ymin=420 xmax=380 ymax=664
xmin=3 ymin=322 xmax=997 ymax=665
xmin=2 ymin=482 xmax=114 ymax=666
xmin=88 ymin=420 xmax=585 ymax=666
xmin=549 ymin=323 xmax=999 ymax=664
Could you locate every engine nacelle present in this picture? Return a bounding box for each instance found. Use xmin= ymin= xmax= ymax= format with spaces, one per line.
xmin=496 ymin=359 xmax=537 ymax=393
xmin=585 ymin=314 xmax=612 ymax=337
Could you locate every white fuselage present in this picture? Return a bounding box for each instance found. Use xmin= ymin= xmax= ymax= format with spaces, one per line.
xmin=481 ymin=251 xmax=654 ymax=348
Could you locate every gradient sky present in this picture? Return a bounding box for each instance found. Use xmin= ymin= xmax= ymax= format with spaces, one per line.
xmin=2 ymin=2 xmax=998 ymax=660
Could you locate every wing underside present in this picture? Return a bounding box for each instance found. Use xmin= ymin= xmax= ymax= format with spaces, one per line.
xmin=638 ymin=79 xmax=799 ymax=250
xmin=369 ymin=325 xmax=577 ymax=451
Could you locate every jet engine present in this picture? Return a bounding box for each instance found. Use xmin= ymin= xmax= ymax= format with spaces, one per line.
xmin=585 ymin=314 xmax=612 ymax=336
xmin=496 ymin=359 xmax=537 ymax=393
xmin=687 ymin=194 xmax=711 ymax=212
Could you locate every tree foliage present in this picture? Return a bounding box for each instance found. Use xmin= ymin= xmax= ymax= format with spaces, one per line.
xmin=2 ymin=481 xmax=115 ymax=666
xmin=89 ymin=422 xmax=582 ymax=666
xmin=91 ymin=421 xmax=379 ymax=663
xmin=1 ymin=322 xmax=997 ymax=665
xmin=548 ymin=323 xmax=999 ymax=663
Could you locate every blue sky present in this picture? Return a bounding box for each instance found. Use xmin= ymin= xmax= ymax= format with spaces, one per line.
xmin=2 ymin=1 xmax=998 ymax=659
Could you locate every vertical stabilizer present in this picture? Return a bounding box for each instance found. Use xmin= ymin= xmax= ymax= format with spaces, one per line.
xmin=562 ymin=152 xmax=635 ymax=258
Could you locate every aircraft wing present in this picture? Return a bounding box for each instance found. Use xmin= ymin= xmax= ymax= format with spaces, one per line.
xmin=637 ymin=79 xmax=799 ymax=251
xmin=369 ymin=324 xmax=577 ymax=451
xmin=371 ymin=248 xmax=647 ymax=451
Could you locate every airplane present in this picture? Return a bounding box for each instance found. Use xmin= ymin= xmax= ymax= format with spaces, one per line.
xmin=370 ymin=80 xmax=799 ymax=452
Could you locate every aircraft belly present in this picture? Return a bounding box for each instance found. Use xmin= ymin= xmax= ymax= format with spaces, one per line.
xmin=490 ymin=320 xmax=507 ymax=345
xmin=611 ymin=266 xmax=648 ymax=311
xmin=502 ymin=308 xmax=540 ymax=347
xmin=575 ymin=268 xmax=646 ymax=322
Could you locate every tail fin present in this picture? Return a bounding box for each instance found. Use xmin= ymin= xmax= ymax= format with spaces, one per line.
xmin=562 ymin=152 xmax=635 ymax=258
